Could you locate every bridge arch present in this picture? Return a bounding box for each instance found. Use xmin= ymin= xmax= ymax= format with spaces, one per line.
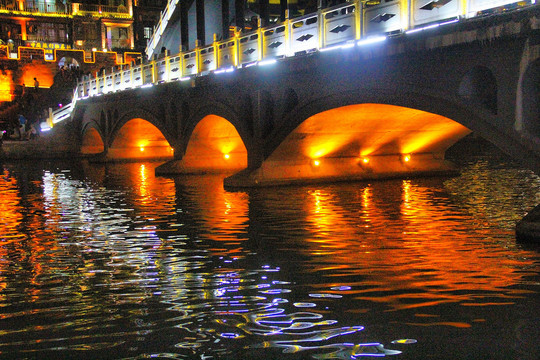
xmin=107 ymin=108 xmax=175 ymax=160
xmin=520 ymin=58 xmax=540 ymax=138
xmin=181 ymin=102 xmax=249 ymax=173
xmin=185 ymin=99 xmax=252 ymax=142
xmin=266 ymin=89 xmax=490 ymax=160
xmin=268 ymin=103 xmax=470 ymax=163
xmin=223 ymin=89 xmax=484 ymax=187
xmin=80 ymin=124 xmax=105 ymax=155
xmin=458 ymin=66 xmax=498 ymax=114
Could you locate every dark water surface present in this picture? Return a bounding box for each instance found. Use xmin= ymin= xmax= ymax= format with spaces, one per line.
xmin=0 ymin=150 xmax=539 ymax=359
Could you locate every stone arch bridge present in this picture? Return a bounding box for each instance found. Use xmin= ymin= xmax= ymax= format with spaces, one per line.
xmin=71 ymin=10 xmax=540 ymax=187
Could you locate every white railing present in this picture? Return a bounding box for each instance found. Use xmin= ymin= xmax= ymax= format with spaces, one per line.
xmin=60 ymin=0 xmax=533 ymax=128
xmin=40 ymin=85 xmax=79 ymax=131
xmin=145 ymin=0 xmax=179 ymax=58
xmin=51 ymin=103 xmax=73 ymax=123
xmin=41 ymin=103 xmax=74 ymax=132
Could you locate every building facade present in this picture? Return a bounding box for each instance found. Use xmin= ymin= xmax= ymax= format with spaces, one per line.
xmin=0 ymin=0 xmax=167 ymax=103
xmin=133 ymin=0 xmax=169 ymax=53
xmin=0 ymin=0 xmax=138 ymax=55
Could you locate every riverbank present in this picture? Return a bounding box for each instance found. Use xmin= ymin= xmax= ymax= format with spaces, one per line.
xmin=0 ymin=121 xmax=77 ymax=160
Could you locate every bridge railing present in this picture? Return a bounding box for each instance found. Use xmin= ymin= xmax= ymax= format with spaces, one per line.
xmin=41 ymin=102 xmax=74 ymax=132
xmin=146 ymin=0 xmax=180 ymax=59
xmin=70 ymin=0 xmax=535 ymax=115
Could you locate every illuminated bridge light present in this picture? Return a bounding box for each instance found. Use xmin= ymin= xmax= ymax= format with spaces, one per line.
xmin=258 ymin=59 xmax=277 ymax=67
xmin=224 ymin=154 xmax=230 ymax=160
xmin=357 ymin=36 xmax=386 ymax=47
xmin=403 ymin=154 xmax=411 ymax=163
xmin=320 ymin=42 xmax=355 ymax=52
xmin=362 ymin=157 xmax=370 ymax=164
xmin=405 ymin=17 xmax=459 ymax=35
xmin=313 ymin=160 xmax=321 ymax=167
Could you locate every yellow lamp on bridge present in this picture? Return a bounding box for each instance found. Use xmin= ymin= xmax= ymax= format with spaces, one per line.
xmin=138 ymin=140 xmax=148 ymax=152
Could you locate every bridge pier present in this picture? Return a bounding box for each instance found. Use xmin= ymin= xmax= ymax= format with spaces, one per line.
xmin=224 ymin=153 xmax=458 ymax=187
xmin=516 ymin=204 xmax=540 ymax=243
xmin=155 ymin=154 xmax=246 ymax=175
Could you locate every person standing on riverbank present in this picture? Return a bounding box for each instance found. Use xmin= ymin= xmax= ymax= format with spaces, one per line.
xmin=18 ymin=114 xmax=26 ymax=140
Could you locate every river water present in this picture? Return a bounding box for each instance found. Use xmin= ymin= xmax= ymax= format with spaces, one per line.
xmin=0 ymin=144 xmax=539 ymax=360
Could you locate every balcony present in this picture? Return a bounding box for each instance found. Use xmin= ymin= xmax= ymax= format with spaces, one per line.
xmin=0 ymin=1 xmax=68 ymax=15
xmin=0 ymin=1 xmax=132 ymax=18
xmin=71 ymin=3 xmax=132 ymax=19
xmin=26 ymin=33 xmax=68 ymax=44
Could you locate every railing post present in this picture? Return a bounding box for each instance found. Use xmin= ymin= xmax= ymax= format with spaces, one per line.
xmin=318 ymin=8 xmax=324 ymax=50
xmin=355 ymin=0 xmax=362 ymax=40
xmin=285 ymin=10 xmax=291 ymax=57
xmin=213 ymin=33 xmax=219 ymax=70
xmin=257 ymin=22 xmax=263 ymax=62
xmin=47 ymin=107 xmax=53 ymax=129
xmin=233 ymin=27 xmax=241 ymax=68
xmin=195 ymin=39 xmax=201 ymax=74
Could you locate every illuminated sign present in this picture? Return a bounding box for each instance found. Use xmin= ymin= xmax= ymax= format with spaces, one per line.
xmin=25 ymin=41 xmax=72 ymax=54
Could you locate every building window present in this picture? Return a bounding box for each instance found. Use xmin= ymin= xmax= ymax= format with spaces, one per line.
xmin=26 ymin=22 xmax=67 ymax=43
xmin=143 ymin=27 xmax=152 ymax=39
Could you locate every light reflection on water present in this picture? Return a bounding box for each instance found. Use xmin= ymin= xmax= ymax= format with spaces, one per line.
xmin=0 ymin=155 xmax=539 ymax=359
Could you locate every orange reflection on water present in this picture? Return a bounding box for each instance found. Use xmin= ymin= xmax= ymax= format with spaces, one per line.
xmin=139 ymin=163 xmax=150 ymax=201
xmin=0 ymin=169 xmax=68 ymax=301
xmin=174 ymin=175 xmax=249 ymax=258
xmin=297 ymin=178 xmax=538 ymax=315
xmin=305 ymin=189 xmax=356 ymax=259
xmin=0 ymin=169 xmax=22 ymax=295
xmin=0 ymin=169 xmax=23 ymax=239
xmin=110 ymin=162 xmax=177 ymax=219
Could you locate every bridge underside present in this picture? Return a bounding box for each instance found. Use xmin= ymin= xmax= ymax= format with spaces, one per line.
xmin=225 ymin=104 xmax=471 ymax=187
xmin=157 ymin=115 xmax=248 ymax=174
xmin=82 ymin=118 xmax=174 ymax=161
xmin=154 ymin=104 xmax=471 ymax=186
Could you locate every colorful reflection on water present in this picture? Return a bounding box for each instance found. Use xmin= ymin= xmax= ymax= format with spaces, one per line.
xmin=0 ymin=154 xmax=539 ymax=359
